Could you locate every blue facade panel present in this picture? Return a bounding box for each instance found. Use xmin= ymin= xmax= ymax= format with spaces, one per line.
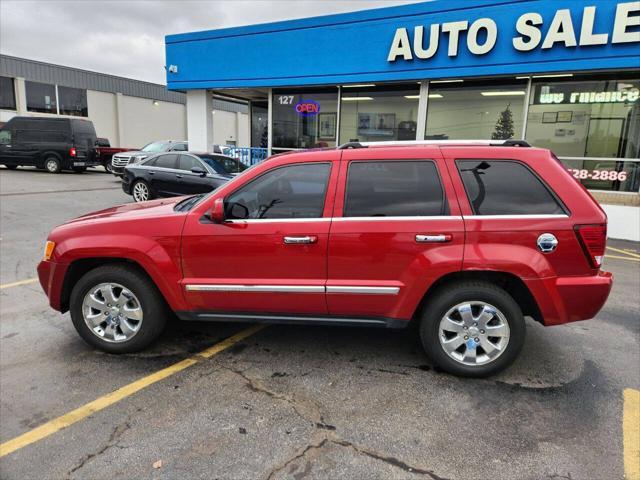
xmin=165 ymin=0 xmax=640 ymax=90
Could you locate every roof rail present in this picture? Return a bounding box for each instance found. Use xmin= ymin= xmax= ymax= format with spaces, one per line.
xmin=338 ymin=142 xmax=365 ymax=149
xmin=350 ymin=139 xmax=531 ymax=148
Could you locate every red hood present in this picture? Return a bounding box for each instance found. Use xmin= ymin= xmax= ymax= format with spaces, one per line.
xmin=63 ymin=197 xmax=186 ymax=225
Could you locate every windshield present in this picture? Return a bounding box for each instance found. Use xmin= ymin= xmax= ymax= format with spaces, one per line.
xmin=199 ymin=155 xmax=248 ymax=175
xmin=141 ymin=141 xmax=170 ymax=153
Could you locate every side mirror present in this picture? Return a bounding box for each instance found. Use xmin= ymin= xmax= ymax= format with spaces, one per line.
xmin=191 ymin=167 xmax=207 ymax=177
xmin=210 ymin=198 xmax=225 ymax=223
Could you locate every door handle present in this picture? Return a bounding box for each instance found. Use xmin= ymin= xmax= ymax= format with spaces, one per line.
xmin=176 ymin=174 xmax=183 ymax=179
xmin=415 ymin=234 xmax=452 ymax=243
xmin=284 ymin=236 xmax=317 ymax=245
xmin=148 ymin=171 xmax=154 ymax=175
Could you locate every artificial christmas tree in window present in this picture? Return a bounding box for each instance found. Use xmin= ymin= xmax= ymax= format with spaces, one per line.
xmin=491 ymin=103 xmax=515 ymax=140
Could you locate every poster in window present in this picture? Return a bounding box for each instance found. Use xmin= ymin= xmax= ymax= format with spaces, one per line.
xmin=542 ymin=112 xmax=558 ymax=124
xmin=358 ymin=113 xmax=395 ymax=137
xmin=318 ymin=112 xmax=336 ymax=140
xmin=557 ymin=111 xmax=573 ymax=123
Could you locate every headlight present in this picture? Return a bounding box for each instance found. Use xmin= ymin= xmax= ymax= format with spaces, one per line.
xmin=43 ymin=241 xmax=55 ymax=261
xmin=131 ymin=155 xmax=147 ymax=164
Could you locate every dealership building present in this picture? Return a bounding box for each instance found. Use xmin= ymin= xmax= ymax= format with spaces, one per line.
xmin=165 ymin=0 xmax=640 ymax=240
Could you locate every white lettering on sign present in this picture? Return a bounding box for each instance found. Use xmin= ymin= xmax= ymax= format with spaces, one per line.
xmin=388 ymin=1 xmax=640 ymax=61
xmin=540 ymin=88 xmax=639 ymax=104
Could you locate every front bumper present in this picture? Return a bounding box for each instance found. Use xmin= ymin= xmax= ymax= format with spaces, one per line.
xmin=37 ymin=260 xmax=70 ymax=312
xmin=525 ymin=271 xmax=613 ymax=326
xmin=112 ymin=165 xmax=125 ymax=176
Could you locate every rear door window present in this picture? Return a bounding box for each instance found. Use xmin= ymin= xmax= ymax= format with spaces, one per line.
xmin=153 ymin=154 xmax=178 ymax=170
xmin=456 ymin=160 xmax=565 ymax=215
xmin=344 ymin=160 xmax=448 ymax=217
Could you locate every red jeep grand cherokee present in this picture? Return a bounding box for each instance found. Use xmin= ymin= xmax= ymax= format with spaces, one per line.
xmin=37 ymin=140 xmax=613 ymax=377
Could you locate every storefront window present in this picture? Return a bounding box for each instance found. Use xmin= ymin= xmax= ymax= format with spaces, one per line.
xmin=339 ymin=84 xmax=419 ymax=143
xmin=272 ymin=88 xmax=338 ymax=151
xmin=426 ymin=79 xmax=527 ymax=140
xmin=58 ymin=86 xmax=88 ymax=117
xmin=26 ymin=81 xmax=57 ymax=114
xmin=526 ymin=75 xmax=640 ymax=159
xmin=0 ymin=77 xmax=16 ymax=111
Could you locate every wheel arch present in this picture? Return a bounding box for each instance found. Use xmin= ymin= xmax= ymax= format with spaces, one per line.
xmin=59 ymin=257 xmax=178 ymax=314
xmin=413 ymin=270 xmax=543 ymax=325
xmin=39 ymin=151 xmax=64 ymax=169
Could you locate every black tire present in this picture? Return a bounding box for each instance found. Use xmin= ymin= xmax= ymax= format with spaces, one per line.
xmin=5 ymin=165 xmax=18 ymax=170
xmin=131 ymin=179 xmax=152 ymax=202
xmin=419 ymin=282 xmax=525 ymax=378
xmin=72 ymin=167 xmax=87 ymax=173
xmin=69 ymin=264 xmax=168 ymax=353
xmin=104 ymin=162 xmax=114 ymax=174
xmin=44 ymin=156 xmax=62 ymax=173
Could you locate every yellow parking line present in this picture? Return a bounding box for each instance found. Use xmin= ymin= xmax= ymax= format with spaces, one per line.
xmin=605 ymin=255 xmax=640 ymax=263
xmin=607 ymin=246 xmax=640 ymax=259
xmin=625 ymin=389 xmax=640 ymax=480
xmin=0 ymin=324 xmax=265 ymax=458
xmin=0 ymin=278 xmax=39 ymax=290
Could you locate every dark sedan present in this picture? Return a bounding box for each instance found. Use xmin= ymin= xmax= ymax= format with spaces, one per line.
xmin=122 ymin=152 xmax=246 ymax=202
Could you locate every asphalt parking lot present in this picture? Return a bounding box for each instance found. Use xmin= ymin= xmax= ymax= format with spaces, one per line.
xmin=0 ymin=166 xmax=638 ymax=480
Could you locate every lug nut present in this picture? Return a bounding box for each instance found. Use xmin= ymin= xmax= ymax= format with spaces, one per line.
xmin=480 ymin=330 xmax=485 ymax=334
xmin=463 ymin=326 xmax=468 ymax=330
xmin=473 ymin=322 xmax=478 ymax=327
xmin=464 ymin=335 xmax=469 ymax=340
xmin=474 ymin=337 xmax=479 ymax=342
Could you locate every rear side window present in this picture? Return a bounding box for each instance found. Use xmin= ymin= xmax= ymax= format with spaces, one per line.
xmin=344 ymin=161 xmax=448 ymax=217
xmin=153 ymin=154 xmax=178 ymax=169
xmin=170 ymin=142 xmax=188 ymax=151
xmin=457 ymin=160 xmax=565 ymax=215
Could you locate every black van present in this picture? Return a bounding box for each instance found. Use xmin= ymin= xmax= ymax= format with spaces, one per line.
xmin=0 ymin=117 xmax=99 ymax=173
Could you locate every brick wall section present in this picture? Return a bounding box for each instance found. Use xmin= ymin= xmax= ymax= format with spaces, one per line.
xmin=591 ymin=191 xmax=640 ymax=207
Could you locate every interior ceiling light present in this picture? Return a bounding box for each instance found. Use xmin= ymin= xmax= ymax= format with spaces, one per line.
xmin=342 ymin=84 xmax=376 ymax=88
xmin=404 ymin=95 xmax=420 ymax=99
xmin=480 ymin=91 xmax=526 ymax=96
xmin=429 ymin=94 xmax=443 ymax=98
xmin=532 ymin=74 xmax=574 ymax=79
xmin=342 ymin=96 xmax=374 ymax=101
xmin=431 ymin=79 xmax=464 ymax=84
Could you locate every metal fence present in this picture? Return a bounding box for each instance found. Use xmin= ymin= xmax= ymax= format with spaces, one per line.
xmin=225 ymin=147 xmax=269 ymax=166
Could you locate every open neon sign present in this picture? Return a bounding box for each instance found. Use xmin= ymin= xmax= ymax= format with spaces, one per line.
xmin=295 ymin=100 xmax=320 ymax=116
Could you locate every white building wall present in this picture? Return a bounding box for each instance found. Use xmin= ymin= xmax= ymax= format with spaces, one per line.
xmin=118 ymin=95 xmax=186 ymax=148
xmin=87 ymin=90 xmax=118 ymax=145
xmin=186 ymin=90 xmax=213 ymax=152
xmin=211 ymin=110 xmax=249 ymax=146
xmin=601 ymin=204 xmax=640 ymax=241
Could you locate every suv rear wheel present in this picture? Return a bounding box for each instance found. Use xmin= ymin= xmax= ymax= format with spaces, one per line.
xmin=419 ymin=282 xmax=525 ymax=377
xmin=44 ymin=157 xmax=62 ymax=174
xmin=69 ymin=264 xmax=167 ymax=353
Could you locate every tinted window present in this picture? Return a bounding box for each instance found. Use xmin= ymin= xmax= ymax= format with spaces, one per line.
xmin=16 ymin=129 xmax=67 ymax=143
xmin=457 ymin=160 xmax=565 ymax=215
xmin=0 ymin=77 xmax=16 ymax=110
xmin=153 ymin=154 xmax=178 ymax=169
xmin=178 ymin=155 xmax=202 ymax=172
xmin=141 ymin=141 xmax=170 ymax=153
xmin=26 ymin=81 xmax=57 ymax=113
xmin=170 ymin=142 xmax=188 ymax=151
xmin=200 ymin=154 xmax=247 ymax=174
xmin=344 ymin=161 xmax=447 ymax=217
xmin=0 ymin=130 xmax=11 ymax=144
xmin=226 ymin=163 xmax=330 ymax=219
xmin=59 ymin=86 xmax=88 ymax=116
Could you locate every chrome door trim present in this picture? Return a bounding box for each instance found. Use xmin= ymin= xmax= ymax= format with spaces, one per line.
xmin=463 ymin=214 xmax=569 ymax=219
xmin=185 ymin=284 xmax=325 ymax=293
xmin=284 ymin=236 xmax=317 ymax=244
xmin=326 ymin=286 xmax=400 ymax=295
xmin=332 ymin=216 xmax=463 ymax=222
xmin=225 ymin=218 xmax=332 ymax=224
xmin=415 ymin=234 xmax=451 ymax=243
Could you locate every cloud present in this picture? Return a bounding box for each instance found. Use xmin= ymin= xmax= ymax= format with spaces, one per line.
xmin=0 ymin=0 xmax=420 ymax=84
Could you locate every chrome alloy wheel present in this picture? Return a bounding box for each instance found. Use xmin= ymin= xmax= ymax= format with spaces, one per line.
xmin=438 ymin=301 xmax=510 ymax=366
xmin=45 ymin=159 xmax=59 ymax=172
xmin=132 ymin=181 xmax=149 ymax=202
xmin=82 ymin=283 xmax=143 ymax=343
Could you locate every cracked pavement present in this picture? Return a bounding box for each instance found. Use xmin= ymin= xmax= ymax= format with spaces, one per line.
xmin=1 ymin=168 xmax=639 ymax=479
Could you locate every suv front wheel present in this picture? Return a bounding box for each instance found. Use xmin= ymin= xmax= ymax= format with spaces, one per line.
xmin=69 ymin=264 xmax=167 ymax=353
xmin=419 ymin=282 xmax=525 ymax=377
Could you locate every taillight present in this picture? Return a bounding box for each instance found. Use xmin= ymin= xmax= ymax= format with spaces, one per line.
xmin=575 ymin=224 xmax=607 ymax=268
xmin=69 ymin=147 xmax=77 ymax=157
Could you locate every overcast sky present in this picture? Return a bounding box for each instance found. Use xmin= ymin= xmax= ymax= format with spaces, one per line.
xmin=1 ymin=0 xmax=420 ymax=84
